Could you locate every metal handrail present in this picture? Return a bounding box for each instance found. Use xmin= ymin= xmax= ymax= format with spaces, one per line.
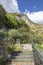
xmin=32 ymin=43 xmax=43 ymax=65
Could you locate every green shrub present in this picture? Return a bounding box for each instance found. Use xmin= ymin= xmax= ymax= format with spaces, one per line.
xmin=36 ymin=44 xmax=43 ymax=51
xmin=13 ymin=44 xmax=21 ymax=51
xmin=8 ymin=44 xmax=21 ymax=54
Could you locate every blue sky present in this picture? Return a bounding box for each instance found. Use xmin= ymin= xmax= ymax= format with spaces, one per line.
xmin=17 ymin=0 xmax=43 ymax=13
xmin=0 ymin=0 xmax=43 ymax=24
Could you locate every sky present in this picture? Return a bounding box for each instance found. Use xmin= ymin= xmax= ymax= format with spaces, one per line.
xmin=0 ymin=0 xmax=43 ymax=24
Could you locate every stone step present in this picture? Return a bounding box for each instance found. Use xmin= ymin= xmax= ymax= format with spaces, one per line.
xmin=11 ymin=54 xmax=33 ymax=56
xmin=15 ymin=54 xmax=33 ymax=57
xmin=11 ymin=54 xmax=33 ymax=61
xmin=11 ymin=51 xmax=33 ymax=56
xmin=14 ymin=57 xmax=33 ymax=59
xmin=12 ymin=53 xmax=33 ymax=56
xmin=20 ymin=51 xmax=33 ymax=54
xmin=12 ymin=58 xmax=34 ymax=62
xmin=18 ymin=53 xmax=33 ymax=56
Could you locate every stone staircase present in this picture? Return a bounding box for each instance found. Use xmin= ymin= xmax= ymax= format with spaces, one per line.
xmin=11 ymin=50 xmax=34 ymax=62
xmin=8 ymin=44 xmax=34 ymax=65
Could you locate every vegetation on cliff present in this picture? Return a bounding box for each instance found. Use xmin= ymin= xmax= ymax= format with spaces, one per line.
xmin=0 ymin=5 xmax=43 ymax=44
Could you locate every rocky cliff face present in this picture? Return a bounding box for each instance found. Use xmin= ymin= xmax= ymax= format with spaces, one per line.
xmin=0 ymin=5 xmax=6 ymax=14
xmin=16 ymin=13 xmax=35 ymax=26
xmin=0 ymin=5 xmax=5 ymax=28
xmin=0 ymin=5 xmax=43 ymax=32
xmin=15 ymin=13 xmax=43 ymax=34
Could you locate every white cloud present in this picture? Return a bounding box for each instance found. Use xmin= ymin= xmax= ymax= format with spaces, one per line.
xmin=25 ymin=10 xmax=43 ymax=24
xmin=0 ymin=0 xmax=20 ymax=13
